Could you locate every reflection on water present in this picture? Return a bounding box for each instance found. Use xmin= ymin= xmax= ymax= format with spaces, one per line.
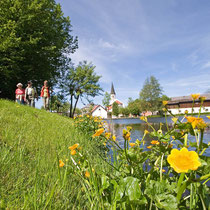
xmin=106 ymin=116 xmax=210 ymax=156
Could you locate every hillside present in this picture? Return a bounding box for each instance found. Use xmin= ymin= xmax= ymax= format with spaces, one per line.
xmin=0 ymin=100 xmax=105 ymax=209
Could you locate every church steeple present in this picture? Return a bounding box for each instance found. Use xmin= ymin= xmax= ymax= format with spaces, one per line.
xmin=111 ymin=83 xmax=116 ymax=95
xmin=110 ymin=83 xmax=116 ymax=104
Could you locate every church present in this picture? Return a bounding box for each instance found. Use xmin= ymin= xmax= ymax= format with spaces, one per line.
xmin=107 ymin=83 xmax=124 ymax=112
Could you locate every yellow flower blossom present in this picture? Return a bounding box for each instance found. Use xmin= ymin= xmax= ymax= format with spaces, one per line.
xmin=126 ymin=126 xmax=132 ymax=131
xmin=105 ymin=132 xmax=111 ymax=139
xmin=69 ymin=143 xmax=79 ymax=151
xmin=199 ymin=96 xmax=206 ymax=101
xmin=162 ymin=101 xmax=168 ymax=106
xmin=92 ymin=128 xmax=104 ymax=137
xmin=151 ymin=140 xmax=160 ymax=145
xmin=112 ymin=135 xmax=116 ymax=141
xmin=172 ymin=117 xmax=178 ymax=123
xmin=129 ymin=143 xmax=136 ymax=147
xmin=186 ymin=116 xmax=207 ymax=129
xmin=85 ymin=170 xmax=90 ymax=178
xmin=140 ymin=116 xmax=147 ymax=122
xmin=144 ymin=130 xmax=149 ymax=135
xmin=207 ymin=116 xmax=210 ymax=120
xmin=162 ymin=169 xmax=166 ymax=173
xmin=59 ymin=160 xmax=65 ymax=168
xmin=191 ymin=93 xmax=200 ymax=100
xmin=71 ymin=150 xmax=76 ymax=155
xmin=185 ymin=110 xmax=188 ymax=114
xmin=167 ymin=148 xmax=201 ymax=173
xmin=147 ymin=145 xmax=152 ymax=149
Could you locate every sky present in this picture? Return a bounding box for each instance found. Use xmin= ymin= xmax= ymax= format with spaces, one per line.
xmin=48 ymin=0 xmax=210 ymax=108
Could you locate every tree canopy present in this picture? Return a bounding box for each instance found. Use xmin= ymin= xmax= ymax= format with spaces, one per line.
xmin=139 ymin=76 xmax=163 ymax=112
xmin=0 ymin=0 xmax=78 ymax=99
xmin=112 ymin=102 xmax=119 ymax=117
xmin=102 ymin=92 xmax=111 ymax=108
xmin=59 ymin=61 xmax=103 ymax=118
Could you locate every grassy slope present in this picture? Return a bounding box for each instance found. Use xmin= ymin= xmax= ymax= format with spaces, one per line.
xmin=0 ymin=100 xmax=105 ymax=209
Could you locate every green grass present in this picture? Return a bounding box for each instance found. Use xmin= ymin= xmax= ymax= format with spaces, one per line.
xmin=0 ymin=99 xmax=107 ymax=209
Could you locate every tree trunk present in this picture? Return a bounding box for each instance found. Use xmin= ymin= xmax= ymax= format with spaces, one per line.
xmin=69 ymin=94 xmax=73 ymax=118
xmin=72 ymin=95 xmax=80 ymax=118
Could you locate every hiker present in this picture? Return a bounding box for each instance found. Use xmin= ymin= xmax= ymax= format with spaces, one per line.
xmin=25 ymin=81 xmax=38 ymax=107
xmin=15 ymin=83 xmax=25 ymax=104
xmin=40 ymin=80 xmax=52 ymax=110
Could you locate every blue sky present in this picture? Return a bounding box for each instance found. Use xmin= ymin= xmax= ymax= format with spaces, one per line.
xmin=50 ymin=0 xmax=210 ymax=108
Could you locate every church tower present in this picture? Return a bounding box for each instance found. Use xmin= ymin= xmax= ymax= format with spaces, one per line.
xmin=110 ymin=83 xmax=116 ymax=104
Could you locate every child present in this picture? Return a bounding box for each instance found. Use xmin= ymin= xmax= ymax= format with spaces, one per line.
xmin=15 ymin=83 xmax=25 ymax=104
xmin=25 ymin=81 xmax=38 ymax=107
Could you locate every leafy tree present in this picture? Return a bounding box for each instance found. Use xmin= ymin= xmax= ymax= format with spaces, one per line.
xmin=128 ymin=99 xmax=141 ymax=116
xmin=102 ymin=92 xmax=111 ymax=108
xmin=112 ymin=102 xmax=119 ymax=117
xmin=59 ymin=61 xmax=103 ymax=118
xmin=120 ymin=107 xmax=130 ymax=117
xmin=75 ymin=108 xmax=82 ymax=115
xmin=0 ymin=0 xmax=78 ymax=99
xmin=139 ymin=76 xmax=163 ymax=113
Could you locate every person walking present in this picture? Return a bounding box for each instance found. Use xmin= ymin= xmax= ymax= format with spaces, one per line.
xmin=15 ymin=83 xmax=25 ymax=104
xmin=40 ymin=80 xmax=51 ymax=110
xmin=25 ymin=81 xmax=38 ymax=107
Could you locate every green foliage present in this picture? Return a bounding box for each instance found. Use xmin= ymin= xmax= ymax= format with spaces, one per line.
xmin=139 ymin=76 xmax=163 ymax=112
xmin=102 ymin=92 xmax=111 ymax=108
xmin=112 ymin=102 xmax=119 ymax=117
xmin=119 ymin=107 xmax=130 ymax=117
xmin=0 ymin=0 xmax=78 ymax=99
xmin=127 ymin=99 xmax=141 ymax=116
xmin=59 ymin=61 xmax=103 ymax=117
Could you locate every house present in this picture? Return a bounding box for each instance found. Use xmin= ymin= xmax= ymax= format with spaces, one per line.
xmin=107 ymin=83 xmax=124 ymax=113
xmin=91 ymin=105 xmax=107 ymax=118
xmin=167 ymin=94 xmax=210 ymax=115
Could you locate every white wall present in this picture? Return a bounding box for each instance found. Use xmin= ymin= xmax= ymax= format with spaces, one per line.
xmin=168 ymin=107 xmax=210 ymax=115
xmin=92 ymin=107 xmax=107 ymax=118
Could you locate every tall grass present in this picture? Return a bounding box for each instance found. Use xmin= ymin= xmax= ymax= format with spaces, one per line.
xmin=0 ymin=100 xmax=108 ymax=209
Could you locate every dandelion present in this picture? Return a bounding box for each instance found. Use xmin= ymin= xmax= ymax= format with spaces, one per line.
xmin=147 ymin=146 xmax=152 ymax=149
xmin=151 ymin=140 xmax=160 ymax=145
xmin=162 ymin=101 xmax=168 ymax=106
xmin=167 ymin=148 xmax=201 ymax=173
xmin=191 ymin=93 xmax=200 ymax=100
xmin=59 ymin=160 xmax=65 ymax=168
xmin=85 ymin=170 xmax=90 ymax=178
xmin=129 ymin=143 xmax=136 ymax=147
xmin=69 ymin=143 xmax=79 ymax=151
xmin=71 ymin=150 xmax=76 ymax=155
xmin=92 ymin=128 xmax=104 ymax=137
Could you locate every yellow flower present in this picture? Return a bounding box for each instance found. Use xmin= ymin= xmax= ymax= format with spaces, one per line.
xmin=71 ymin=150 xmax=76 ymax=155
xmin=151 ymin=140 xmax=160 ymax=145
xmin=105 ymin=132 xmax=111 ymax=139
xmin=92 ymin=128 xmax=104 ymax=137
xmin=59 ymin=160 xmax=65 ymax=168
xmin=185 ymin=110 xmax=188 ymax=114
xmin=162 ymin=169 xmax=166 ymax=173
xmin=186 ymin=116 xmax=207 ymax=129
xmin=112 ymin=135 xmax=116 ymax=141
xmin=172 ymin=117 xmax=178 ymax=123
xmin=191 ymin=93 xmax=200 ymax=100
xmin=172 ymin=136 xmax=175 ymax=140
xmin=85 ymin=170 xmax=90 ymax=178
xmin=144 ymin=130 xmax=149 ymax=135
xmin=199 ymin=96 xmax=206 ymax=101
xmin=126 ymin=126 xmax=132 ymax=131
xmin=129 ymin=143 xmax=136 ymax=147
xmin=123 ymin=129 xmax=131 ymax=141
xmin=207 ymin=116 xmax=210 ymax=120
xmin=140 ymin=116 xmax=147 ymax=122
xmin=162 ymin=101 xmax=168 ymax=106
xmin=69 ymin=143 xmax=79 ymax=151
xmin=167 ymin=148 xmax=201 ymax=173
xmin=147 ymin=146 xmax=152 ymax=149
xmin=103 ymin=142 xmax=106 ymax=146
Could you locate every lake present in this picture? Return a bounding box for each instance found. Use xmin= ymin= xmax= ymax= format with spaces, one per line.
xmin=106 ymin=116 xmax=210 ymax=156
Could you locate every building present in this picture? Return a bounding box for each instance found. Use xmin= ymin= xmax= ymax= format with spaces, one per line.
xmin=91 ymin=105 xmax=107 ymax=118
xmin=167 ymin=94 xmax=210 ymax=115
xmin=107 ymin=83 xmax=124 ymax=113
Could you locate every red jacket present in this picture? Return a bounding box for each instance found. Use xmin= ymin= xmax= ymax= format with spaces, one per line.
xmin=40 ymin=86 xmax=50 ymax=97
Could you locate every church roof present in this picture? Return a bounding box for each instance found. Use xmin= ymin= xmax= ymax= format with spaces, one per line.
xmin=111 ymin=83 xmax=116 ymax=95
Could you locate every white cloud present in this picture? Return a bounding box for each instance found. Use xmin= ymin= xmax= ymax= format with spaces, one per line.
xmin=202 ymin=61 xmax=210 ymax=69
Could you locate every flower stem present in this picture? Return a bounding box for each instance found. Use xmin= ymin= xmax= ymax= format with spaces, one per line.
xmin=184 ymin=134 xmax=188 ymax=147
xmin=177 ymin=172 xmax=185 ymax=190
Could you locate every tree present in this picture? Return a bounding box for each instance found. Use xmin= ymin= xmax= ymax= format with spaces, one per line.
xmin=0 ymin=0 xmax=78 ymax=99
xmin=59 ymin=61 xmax=103 ymax=118
xmin=112 ymin=102 xmax=119 ymax=117
xmin=120 ymin=107 xmax=130 ymax=117
xmin=128 ymin=99 xmax=141 ymax=116
xmin=139 ymin=76 xmax=163 ymax=113
xmin=102 ymin=92 xmax=111 ymax=108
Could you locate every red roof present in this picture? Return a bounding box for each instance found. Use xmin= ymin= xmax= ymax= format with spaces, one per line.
xmin=91 ymin=105 xmax=106 ymax=113
xmin=115 ymin=100 xmax=123 ymax=105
